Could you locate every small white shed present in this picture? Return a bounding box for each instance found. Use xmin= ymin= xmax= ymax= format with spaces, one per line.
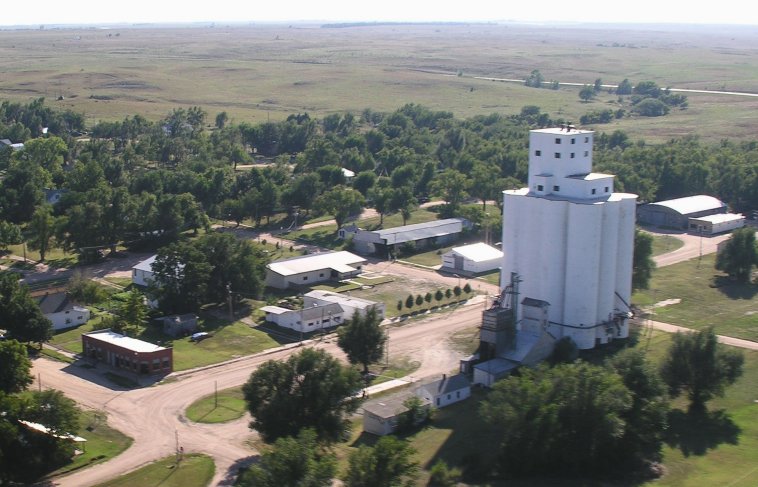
xmin=441 ymin=242 xmax=503 ymax=274
xmin=688 ymin=213 xmax=745 ymax=235
xmin=414 ymin=374 xmax=471 ymax=408
xmin=132 ymin=255 xmax=157 ymax=287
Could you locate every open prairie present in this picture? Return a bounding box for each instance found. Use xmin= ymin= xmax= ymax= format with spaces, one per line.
xmin=1 ymin=22 xmax=758 ymax=141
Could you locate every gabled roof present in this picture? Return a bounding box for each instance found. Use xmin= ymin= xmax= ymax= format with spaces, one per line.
xmin=36 ymin=292 xmax=74 ymax=314
xmin=449 ymin=242 xmax=503 ymax=262
xmin=301 ymin=302 xmax=343 ymax=320
xmin=689 ymin=213 xmax=744 ymax=224
xmin=369 ymin=218 xmax=467 ymax=245
xmin=267 ymin=251 xmax=366 ymax=277
xmin=649 ymin=195 xmax=726 ymax=216
xmin=132 ymin=255 xmax=157 ymax=273
xmin=417 ymin=374 xmax=470 ymax=397
xmin=305 ymin=290 xmax=379 ymax=309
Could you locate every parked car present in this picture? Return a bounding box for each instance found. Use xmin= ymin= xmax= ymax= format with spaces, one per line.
xmin=190 ymin=332 xmax=210 ymax=342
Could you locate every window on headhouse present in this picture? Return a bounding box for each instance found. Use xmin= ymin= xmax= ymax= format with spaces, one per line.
xmin=553 ymin=185 xmax=560 ymax=192
xmin=555 ymin=138 xmax=561 ymax=144
xmin=303 ymin=276 xmax=308 ymax=281
xmin=571 ymin=138 xmax=576 ymax=144
xmin=570 ymin=153 xmax=575 ymax=159
xmin=605 ymin=186 xmax=610 ymax=193
xmin=319 ymin=273 xmax=324 ymax=277
xmin=554 ymin=152 xmax=561 ymax=159
xmin=537 ymin=185 xmax=544 ymax=191
xmin=592 ymin=188 xmax=597 ymax=195
xmin=584 ymin=137 xmax=589 ymax=143
xmin=535 ymin=150 xmax=541 ymax=156
xmin=584 ymin=151 xmax=589 ymax=157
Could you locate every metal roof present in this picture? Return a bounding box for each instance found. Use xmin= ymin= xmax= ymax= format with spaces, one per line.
xmin=417 ymin=374 xmax=470 ymax=396
xmin=449 ymin=242 xmax=503 ymax=262
xmin=83 ymin=329 xmax=168 ymax=353
xmin=267 ymin=251 xmax=366 ymax=277
xmin=649 ymin=195 xmax=726 ymax=216
xmin=36 ymin=292 xmax=74 ymax=314
xmin=301 ymin=303 xmax=343 ymax=320
xmin=132 ymin=255 xmax=157 ymax=273
xmin=371 ymin=218 xmax=466 ymax=245
xmin=689 ymin=213 xmax=744 ymax=224
xmin=304 ymin=290 xmax=379 ymax=309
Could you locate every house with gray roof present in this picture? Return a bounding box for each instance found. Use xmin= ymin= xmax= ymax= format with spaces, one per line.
xmin=350 ymin=218 xmax=470 ymax=258
xmin=260 ymin=302 xmax=344 ymax=334
xmin=36 ymin=292 xmax=90 ymax=331
xmin=265 ymin=251 xmax=367 ymax=289
xmin=415 ymin=373 xmax=471 ymax=409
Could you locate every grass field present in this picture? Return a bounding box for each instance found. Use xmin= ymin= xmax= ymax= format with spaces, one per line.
xmin=2 ymin=24 xmax=758 ymax=142
xmin=48 ymin=409 xmax=133 ymax=479
xmin=652 ymin=234 xmax=685 ymax=257
xmin=94 ymin=453 xmax=214 ymax=487
xmin=185 ymin=386 xmax=247 ymax=424
xmin=632 ymin=253 xmax=758 ymax=341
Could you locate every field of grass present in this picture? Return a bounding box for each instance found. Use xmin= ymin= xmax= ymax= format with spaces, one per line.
xmin=652 ymin=234 xmax=685 ymax=257
xmin=185 ymin=386 xmax=247 ymax=424
xmin=49 ymin=409 xmax=133 ymax=479
xmin=94 ymin=453 xmax=214 ymax=487
xmin=49 ymin=313 xmax=279 ymax=372
xmin=632 ymin=253 xmax=758 ymax=341
xmin=2 ymin=24 xmax=758 ymax=142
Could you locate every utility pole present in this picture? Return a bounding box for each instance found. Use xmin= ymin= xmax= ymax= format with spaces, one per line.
xmin=227 ymin=284 xmax=234 ymax=320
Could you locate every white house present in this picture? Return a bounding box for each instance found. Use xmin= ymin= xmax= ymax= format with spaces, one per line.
xmin=500 ymin=125 xmax=637 ymax=350
xmin=260 ymin=302 xmax=344 ymax=334
xmin=441 ymin=242 xmax=503 ymax=275
xmin=362 ymin=392 xmax=431 ymax=437
xmin=303 ymin=290 xmax=385 ymax=321
xmin=414 ymin=374 xmax=471 ymax=408
xmin=36 ymin=292 xmax=90 ymax=331
xmin=264 ymin=251 xmax=367 ymax=289
xmin=132 ymin=255 xmax=157 ymax=287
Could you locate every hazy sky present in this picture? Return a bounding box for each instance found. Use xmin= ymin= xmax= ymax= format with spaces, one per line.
xmin=1 ymin=0 xmax=756 ymax=26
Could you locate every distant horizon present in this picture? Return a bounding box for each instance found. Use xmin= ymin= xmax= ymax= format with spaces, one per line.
xmin=0 ymin=0 xmax=756 ymax=28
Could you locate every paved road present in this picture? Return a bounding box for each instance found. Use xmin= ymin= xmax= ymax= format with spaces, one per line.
xmin=642 ymin=319 xmax=758 ymax=351
xmin=649 ymin=229 xmax=733 ymax=268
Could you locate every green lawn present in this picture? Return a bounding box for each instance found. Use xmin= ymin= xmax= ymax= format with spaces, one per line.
xmin=95 ymin=453 xmax=215 ymax=487
xmin=5 ymin=243 xmax=79 ymax=269
xmin=632 ymin=253 xmax=758 ymax=341
xmin=49 ymin=410 xmax=133 ymax=479
xmin=49 ymin=314 xmax=280 ymax=372
xmin=652 ymin=234 xmax=686 ymax=257
xmin=185 ymin=387 xmax=247 ymax=424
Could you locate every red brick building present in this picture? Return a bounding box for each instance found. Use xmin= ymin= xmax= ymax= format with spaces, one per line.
xmin=82 ymin=329 xmax=173 ymax=375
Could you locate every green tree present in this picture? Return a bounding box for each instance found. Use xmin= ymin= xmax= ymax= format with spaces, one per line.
xmin=27 ymin=204 xmax=56 ymax=261
xmin=424 ymin=292 xmax=432 ymax=304
xmin=429 ymin=460 xmax=462 ymax=487
xmin=633 ymin=229 xmax=656 ymax=290
xmin=0 ymin=339 xmax=33 ymax=393
xmin=524 ymin=69 xmax=544 ymax=88
xmin=430 ymin=169 xmax=469 ymax=214
xmin=215 ymin=111 xmax=228 ymax=129
xmin=0 ymin=220 xmax=23 ymax=250
xmin=117 ymin=288 xmax=148 ymax=333
xmin=405 ymin=294 xmax=414 ymax=309
xmin=633 ymin=98 xmax=669 ymax=117
xmin=715 ymin=226 xmax=758 ymax=282
xmin=579 ymin=84 xmax=595 ymax=102
xmin=434 ymin=289 xmax=444 ymax=302
xmin=480 ymin=362 xmax=633 ymax=477
xmin=0 ymin=274 xmax=52 ymax=346
xmin=315 ymin=186 xmax=365 ymax=230
xmin=236 ymin=429 xmax=336 ymax=487
xmin=344 ymin=435 xmax=419 ymax=487
xmin=337 ymin=308 xmax=386 ymax=374
xmin=660 ymin=327 xmax=744 ymax=412
xmin=593 ymin=78 xmax=603 ymax=92
xmin=616 ymin=78 xmax=633 ymax=95
xmin=242 ymin=348 xmax=363 ymax=443
xmin=150 ymin=241 xmax=212 ymax=314
xmin=415 ymin=294 xmax=424 ymax=306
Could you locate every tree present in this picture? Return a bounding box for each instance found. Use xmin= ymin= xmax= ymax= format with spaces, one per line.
xmin=616 ymin=78 xmax=633 ymax=95
xmin=633 ymin=229 xmax=656 ymax=290
xmin=415 ymin=294 xmax=424 ymax=306
xmin=337 ymin=307 xmax=386 ymax=374
xmin=633 ymin=98 xmax=669 ymax=117
xmin=26 ymin=204 xmax=55 ymax=261
xmin=715 ymin=226 xmax=758 ymax=282
xmin=242 ymin=348 xmax=363 ymax=443
xmin=480 ymin=362 xmax=633 ymax=477
xmin=0 ymin=339 xmax=33 ymax=393
xmin=660 ymin=327 xmax=744 ymax=412
xmin=343 ymin=435 xmax=419 ymax=487
xmin=430 ymin=169 xmax=469 ymax=214
xmin=0 ymin=273 xmax=52 ymax=346
xmin=434 ymin=289 xmax=444 ymax=302
xmin=150 ymin=241 xmax=211 ymax=314
xmin=315 ymin=186 xmax=365 ymax=230
xmin=116 ymin=288 xmax=148 ymax=333
xmin=215 ymin=111 xmax=229 ymax=129
xmin=0 ymin=220 xmax=23 ymax=250
xmin=579 ymin=84 xmax=595 ymax=102
xmin=429 ymin=460 xmax=462 ymax=487
xmin=236 ymin=429 xmax=336 ymax=487
xmin=405 ymin=294 xmax=414 ymax=309
xmin=524 ymin=69 xmax=544 ymax=88
xmin=593 ymin=78 xmax=603 ymax=92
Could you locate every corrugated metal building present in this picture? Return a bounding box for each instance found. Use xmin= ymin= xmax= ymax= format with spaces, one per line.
xmin=351 ymin=218 xmax=469 ymax=257
xmin=637 ymin=195 xmax=727 ymax=229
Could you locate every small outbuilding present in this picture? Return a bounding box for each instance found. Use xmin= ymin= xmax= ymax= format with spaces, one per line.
xmin=441 ymin=242 xmax=503 ymax=274
xmin=637 ymin=195 xmax=727 ymax=229
xmin=688 ymin=213 xmax=745 ymax=235
xmin=260 ymin=302 xmax=344 ymax=333
xmin=414 ymin=373 xmax=471 ymax=409
xmin=158 ymin=314 xmax=199 ymax=337
xmin=303 ymin=290 xmax=385 ymax=321
xmin=362 ymin=392 xmax=431 ymax=437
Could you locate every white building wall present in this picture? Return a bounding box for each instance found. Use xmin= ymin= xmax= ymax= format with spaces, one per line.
xmin=132 ymin=269 xmax=154 ymax=287
xmin=47 ymin=307 xmax=90 ymax=330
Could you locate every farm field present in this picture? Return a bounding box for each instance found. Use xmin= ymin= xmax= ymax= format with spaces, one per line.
xmin=1 ymin=23 xmax=757 ymax=142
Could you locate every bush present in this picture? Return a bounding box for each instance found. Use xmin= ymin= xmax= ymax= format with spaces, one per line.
xmin=429 ymin=460 xmax=462 ymax=487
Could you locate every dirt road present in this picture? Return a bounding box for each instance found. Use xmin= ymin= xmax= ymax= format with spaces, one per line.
xmin=36 ymin=298 xmax=485 ymax=486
